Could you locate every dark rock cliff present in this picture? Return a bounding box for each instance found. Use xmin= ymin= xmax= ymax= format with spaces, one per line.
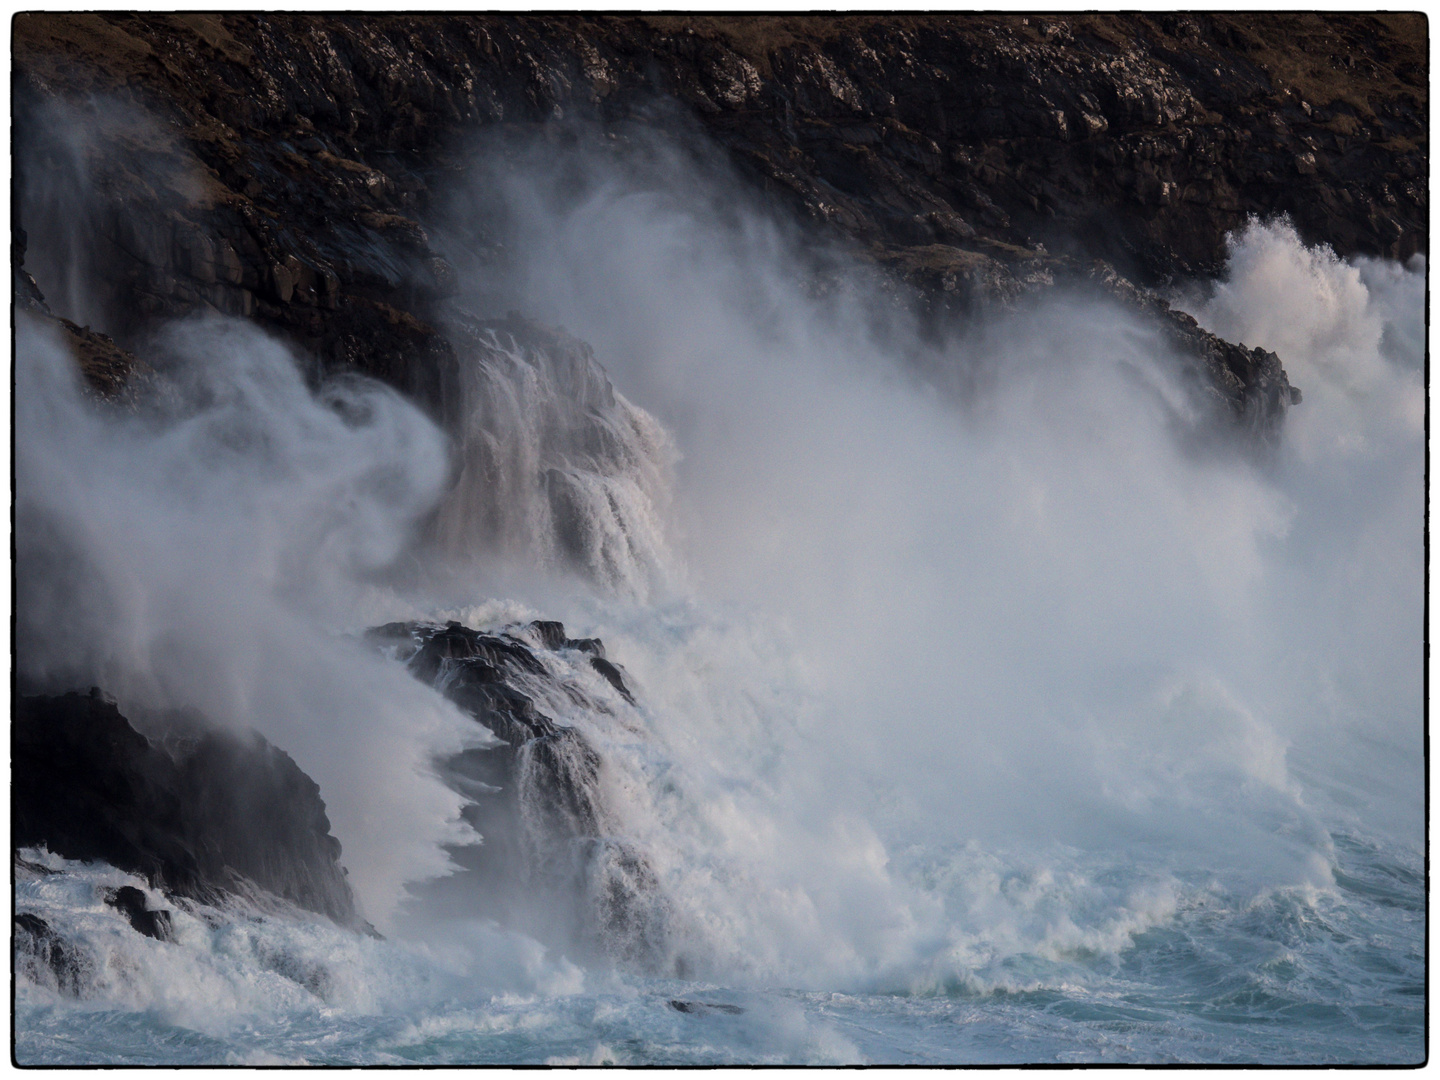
xmin=14 ymin=13 xmax=1423 ymax=426
xmin=13 ymin=689 xmax=368 ymax=931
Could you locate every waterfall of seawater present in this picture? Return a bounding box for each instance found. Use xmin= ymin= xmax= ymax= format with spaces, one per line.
xmin=430 ymin=314 xmax=679 ymax=601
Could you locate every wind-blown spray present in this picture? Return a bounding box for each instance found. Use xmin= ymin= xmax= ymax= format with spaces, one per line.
xmin=15 ymin=315 xmax=486 ymax=926
xmin=13 ymin=113 xmax=1424 ymax=1063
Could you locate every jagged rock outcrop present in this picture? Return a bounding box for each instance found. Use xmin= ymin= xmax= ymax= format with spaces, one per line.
xmin=13 ymin=689 xmax=368 ymax=931
xmin=370 ymin=618 xmax=673 ymax=970
xmin=104 ymin=885 xmax=173 ymax=942
xmin=1084 ymin=260 xmax=1300 ymax=431
xmin=12 ymin=14 xmax=1423 ymax=426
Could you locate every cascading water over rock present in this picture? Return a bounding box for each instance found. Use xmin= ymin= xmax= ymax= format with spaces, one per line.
xmin=368 ymin=617 xmax=678 ymax=973
xmin=430 ymin=313 xmax=679 ymax=600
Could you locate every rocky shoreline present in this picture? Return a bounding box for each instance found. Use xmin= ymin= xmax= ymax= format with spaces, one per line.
xmin=14 ymin=615 xmax=666 ymax=967
xmin=14 ymin=690 xmax=370 ymax=932
xmin=10 ymin=14 xmax=1425 ymax=945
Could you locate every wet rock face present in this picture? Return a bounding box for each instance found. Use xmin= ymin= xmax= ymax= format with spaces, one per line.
xmin=10 ymin=13 xmax=1425 ymax=423
xmin=14 ymin=913 xmax=91 ymax=995
xmin=105 ymin=885 xmax=173 ymax=941
xmin=1083 ymin=261 xmax=1299 ymax=435
xmin=371 ymin=619 xmax=674 ymax=970
xmin=12 ymin=690 xmax=365 ymax=930
xmin=370 ymin=618 xmax=627 ymax=834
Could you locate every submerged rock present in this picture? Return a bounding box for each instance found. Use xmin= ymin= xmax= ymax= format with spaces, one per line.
xmin=669 ymin=999 xmax=745 ymax=1016
xmin=13 ymin=689 xmax=368 ymax=931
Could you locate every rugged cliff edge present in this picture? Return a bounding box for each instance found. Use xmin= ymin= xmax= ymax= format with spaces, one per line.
xmin=14 ymin=13 xmax=1423 ymax=428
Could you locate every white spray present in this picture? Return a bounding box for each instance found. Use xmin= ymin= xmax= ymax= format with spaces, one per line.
xmin=14 ymin=114 xmax=1424 ymax=996
xmin=435 ymin=135 xmax=1423 ymax=988
xmin=15 ymin=315 xmax=488 ymax=928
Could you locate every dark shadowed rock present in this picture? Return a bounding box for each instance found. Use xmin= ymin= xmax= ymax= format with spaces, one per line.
xmin=104 ymin=885 xmax=173 ymax=941
xmin=172 ymin=726 xmax=363 ymax=928
xmin=13 ymin=690 xmax=368 ymax=931
xmin=13 ymin=690 xmax=203 ymax=893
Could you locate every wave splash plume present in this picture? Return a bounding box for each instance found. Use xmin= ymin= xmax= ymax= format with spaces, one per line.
xmin=13 ymin=111 xmax=1423 ymax=1066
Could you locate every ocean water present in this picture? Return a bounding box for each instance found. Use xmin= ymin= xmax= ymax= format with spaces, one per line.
xmin=13 ymin=823 xmax=1423 ymax=1065
xmin=13 ymin=113 xmax=1426 ymax=1067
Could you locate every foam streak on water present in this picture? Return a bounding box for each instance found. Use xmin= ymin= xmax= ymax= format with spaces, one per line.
xmin=15 ymin=826 xmax=1422 ymax=1065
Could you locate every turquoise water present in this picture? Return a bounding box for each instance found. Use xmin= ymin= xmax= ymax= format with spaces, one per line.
xmin=16 ymin=809 xmax=1423 ymax=1066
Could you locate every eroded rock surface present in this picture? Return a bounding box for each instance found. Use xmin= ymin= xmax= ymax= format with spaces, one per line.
xmin=104 ymin=885 xmax=173 ymax=942
xmin=14 ymin=912 xmax=91 ymax=996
